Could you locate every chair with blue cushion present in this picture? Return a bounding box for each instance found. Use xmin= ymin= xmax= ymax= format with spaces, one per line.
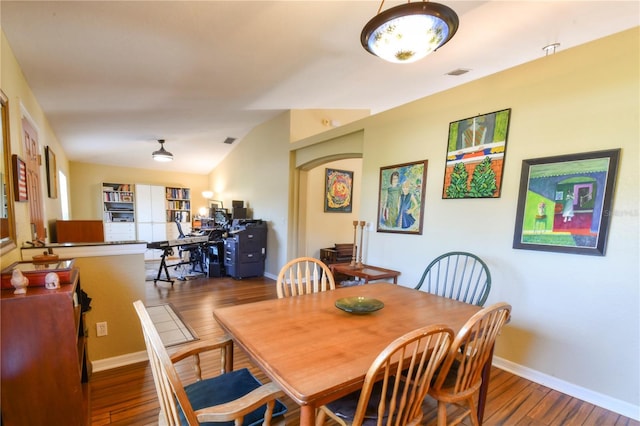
xmin=132 ymin=300 xmax=287 ymax=426
xmin=315 ymin=324 xmax=453 ymax=426
xmin=415 ymin=252 xmax=491 ymax=306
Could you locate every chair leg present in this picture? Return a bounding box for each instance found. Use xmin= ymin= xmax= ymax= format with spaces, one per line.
xmin=316 ymin=406 xmax=349 ymax=426
xmin=437 ymin=400 xmax=448 ymax=426
xmin=467 ymin=396 xmax=480 ymax=426
xmin=315 ymin=408 xmax=326 ymax=426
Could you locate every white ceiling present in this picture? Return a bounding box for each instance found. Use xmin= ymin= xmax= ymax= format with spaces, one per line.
xmin=1 ymin=1 xmax=638 ymax=175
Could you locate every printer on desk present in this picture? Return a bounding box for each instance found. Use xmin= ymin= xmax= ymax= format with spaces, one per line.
xmin=224 ymin=219 xmax=267 ymax=279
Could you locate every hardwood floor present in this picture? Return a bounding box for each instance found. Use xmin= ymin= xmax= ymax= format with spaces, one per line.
xmin=90 ymin=275 xmax=638 ymax=425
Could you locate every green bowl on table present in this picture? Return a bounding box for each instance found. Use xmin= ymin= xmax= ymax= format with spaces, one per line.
xmin=335 ymin=296 xmax=384 ymax=314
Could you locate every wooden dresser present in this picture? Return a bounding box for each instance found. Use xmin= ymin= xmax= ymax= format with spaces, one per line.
xmin=55 ymin=220 xmax=105 ymax=243
xmin=320 ymin=243 xmax=355 ymax=283
xmin=1 ymin=268 xmax=89 ymax=425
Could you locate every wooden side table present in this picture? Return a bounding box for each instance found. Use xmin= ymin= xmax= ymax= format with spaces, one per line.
xmin=329 ymin=263 xmax=401 ymax=284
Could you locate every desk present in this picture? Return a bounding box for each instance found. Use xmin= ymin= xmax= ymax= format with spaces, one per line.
xmin=329 ymin=263 xmax=401 ymax=284
xmin=213 ymin=283 xmax=482 ymax=426
xmin=147 ymin=236 xmax=209 ymax=284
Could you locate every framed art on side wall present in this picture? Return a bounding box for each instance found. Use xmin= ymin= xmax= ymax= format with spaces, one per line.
xmin=45 ymin=146 xmax=58 ymax=199
xmin=12 ymin=154 xmax=27 ymax=202
xmin=325 ymin=168 xmax=353 ymax=213
xmin=512 ymin=149 xmax=620 ymax=256
xmin=377 ymin=160 xmax=428 ymax=234
xmin=443 ymin=108 xmax=511 ymax=199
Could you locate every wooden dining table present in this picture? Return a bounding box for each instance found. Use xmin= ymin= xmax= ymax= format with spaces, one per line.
xmin=213 ymin=283 xmax=484 ymax=426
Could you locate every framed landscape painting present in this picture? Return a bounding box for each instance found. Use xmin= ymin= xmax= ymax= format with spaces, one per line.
xmin=324 ymin=168 xmax=353 ymax=213
xmin=377 ymin=160 xmax=427 ymax=234
xmin=443 ymin=108 xmax=511 ymax=199
xmin=512 ymin=149 xmax=620 ymax=256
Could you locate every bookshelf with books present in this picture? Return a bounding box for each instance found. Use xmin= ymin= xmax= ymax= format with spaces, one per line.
xmin=102 ymin=182 xmax=136 ymax=241
xmin=165 ymin=187 xmax=191 ymax=223
xmin=165 ymin=187 xmax=191 ymax=240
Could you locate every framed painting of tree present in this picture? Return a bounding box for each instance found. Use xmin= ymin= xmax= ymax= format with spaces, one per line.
xmin=442 ymin=109 xmax=511 ymax=199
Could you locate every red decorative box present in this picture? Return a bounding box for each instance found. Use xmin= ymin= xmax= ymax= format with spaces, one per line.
xmin=1 ymin=259 xmax=75 ymax=289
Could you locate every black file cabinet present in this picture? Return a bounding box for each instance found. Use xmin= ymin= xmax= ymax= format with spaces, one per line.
xmin=224 ymin=221 xmax=267 ymax=279
xmin=206 ymin=241 xmax=225 ymax=277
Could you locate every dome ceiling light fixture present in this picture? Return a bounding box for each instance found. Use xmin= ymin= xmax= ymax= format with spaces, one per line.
xmin=361 ymin=0 xmax=459 ymax=64
xmin=152 ymin=139 xmax=173 ymax=162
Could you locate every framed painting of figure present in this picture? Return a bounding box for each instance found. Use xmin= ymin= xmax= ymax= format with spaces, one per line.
xmin=377 ymin=160 xmax=428 ymax=234
xmin=512 ymin=149 xmax=620 ymax=256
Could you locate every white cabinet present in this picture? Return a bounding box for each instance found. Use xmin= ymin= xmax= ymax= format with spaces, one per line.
xmin=104 ymin=223 xmax=136 ymax=242
xmin=103 ymin=182 xmax=136 ymax=241
xmin=136 ymin=184 xmax=165 ymax=223
xmin=135 ymin=184 xmax=167 ymax=260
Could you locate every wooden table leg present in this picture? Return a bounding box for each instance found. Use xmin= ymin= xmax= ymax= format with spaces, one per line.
xmin=477 ymin=345 xmax=494 ymax=422
xmin=300 ymin=404 xmax=315 ymax=426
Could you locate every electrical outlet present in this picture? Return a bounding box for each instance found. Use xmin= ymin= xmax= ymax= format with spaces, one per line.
xmin=96 ymin=321 xmax=108 ymax=337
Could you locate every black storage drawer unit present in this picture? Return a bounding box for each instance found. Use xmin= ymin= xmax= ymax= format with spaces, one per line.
xmin=207 ymin=241 xmax=225 ymax=277
xmin=223 ymin=220 xmax=267 ymax=279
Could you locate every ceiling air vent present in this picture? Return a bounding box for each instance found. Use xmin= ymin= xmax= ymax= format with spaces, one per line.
xmin=446 ymin=68 xmax=470 ymax=76
xmin=223 ymin=137 xmax=236 ymax=145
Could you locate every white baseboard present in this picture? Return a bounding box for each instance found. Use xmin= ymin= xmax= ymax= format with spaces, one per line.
xmin=91 ymin=350 xmax=148 ymax=373
xmin=264 ymin=272 xmax=276 ymax=280
xmin=493 ymin=356 xmax=640 ymax=421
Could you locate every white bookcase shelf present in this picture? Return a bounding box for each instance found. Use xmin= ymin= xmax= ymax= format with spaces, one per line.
xmin=165 ymin=187 xmax=191 ymax=223
xmin=102 ymin=182 xmax=136 ymax=241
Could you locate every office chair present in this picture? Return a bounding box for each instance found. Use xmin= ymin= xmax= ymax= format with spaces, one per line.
xmin=174 ymin=219 xmax=205 ymax=275
xmin=175 ymin=219 xmax=186 ymax=238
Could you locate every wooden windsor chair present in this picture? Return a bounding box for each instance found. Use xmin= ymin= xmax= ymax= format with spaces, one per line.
xmin=133 ymin=300 xmax=287 ymax=426
xmin=276 ymin=256 xmax=336 ymax=298
xmin=316 ymin=324 xmax=454 ymax=426
xmin=415 ymin=251 xmax=491 ymax=306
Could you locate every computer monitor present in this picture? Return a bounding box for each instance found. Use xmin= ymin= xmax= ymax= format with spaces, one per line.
xmin=213 ymin=209 xmax=230 ymax=227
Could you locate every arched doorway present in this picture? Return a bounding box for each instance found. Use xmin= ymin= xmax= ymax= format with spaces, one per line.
xmin=289 ymin=130 xmax=364 ymax=260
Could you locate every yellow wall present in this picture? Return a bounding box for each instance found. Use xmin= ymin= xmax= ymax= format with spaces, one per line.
xmin=290 ymin=109 xmax=369 ymax=142
xmin=304 ymin=158 xmax=362 ymax=257
xmin=74 ymin=254 xmax=146 ymax=361
xmin=1 ymin=31 xmax=69 ymax=265
xmin=207 ymin=112 xmax=292 ymax=273
xmin=69 ymin=161 xmax=209 ymax=220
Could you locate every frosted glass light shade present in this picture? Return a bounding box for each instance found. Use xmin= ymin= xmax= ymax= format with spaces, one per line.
xmin=361 ymin=1 xmax=459 ymax=64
